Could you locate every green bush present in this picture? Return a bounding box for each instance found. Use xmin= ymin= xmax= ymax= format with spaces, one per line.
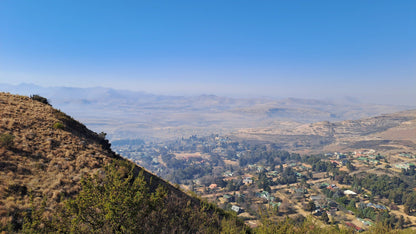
xmin=21 ymin=161 xmax=249 ymax=233
xmin=0 ymin=133 xmax=14 ymax=148
xmin=53 ymin=122 xmax=65 ymax=130
xmin=30 ymin=94 xmax=50 ymax=105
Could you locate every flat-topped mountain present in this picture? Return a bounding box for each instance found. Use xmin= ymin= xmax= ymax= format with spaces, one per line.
xmin=233 ymin=109 xmax=416 ymax=153
xmin=0 ymin=92 xmax=245 ymax=232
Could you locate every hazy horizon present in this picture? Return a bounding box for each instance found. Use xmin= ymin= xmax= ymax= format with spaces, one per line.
xmin=1 ymin=1 xmax=415 ymax=105
xmin=2 ymin=82 xmax=416 ymax=107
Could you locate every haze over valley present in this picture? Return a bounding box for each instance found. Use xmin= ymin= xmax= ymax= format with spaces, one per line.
xmin=1 ymin=83 xmax=413 ymax=143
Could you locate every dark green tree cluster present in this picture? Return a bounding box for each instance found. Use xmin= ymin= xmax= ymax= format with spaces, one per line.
xmin=169 ymin=164 xmax=212 ymax=184
xmin=403 ymin=192 xmax=416 ymax=215
xmin=352 ymin=173 xmax=410 ymax=205
xmin=305 ymin=200 xmax=316 ymax=212
xmin=356 ymin=204 xmax=406 ymax=229
xmin=332 ymin=170 xmax=353 ymax=185
xmin=276 ymin=167 xmax=298 ymax=185
xmin=30 ymin=94 xmax=50 ymax=105
xmin=257 ymin=172 xmax=272 ymax=192
xmin=22 ymin=160 xmax=247 ymax=233
xmin=239 ymin=149 xmax=294 ymax=167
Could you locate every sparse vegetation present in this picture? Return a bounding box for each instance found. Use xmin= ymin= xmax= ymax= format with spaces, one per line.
xmin=52 ymin=122 xmax=65 ymax=129
xmin=0 ymin=133 xmax=14 ymax=148
xmin=30 ymin=94 xmax=50 ymax=105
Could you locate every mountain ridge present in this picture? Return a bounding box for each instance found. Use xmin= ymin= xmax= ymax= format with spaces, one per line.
xmin=1 ymin=83 xmax=413 ymax=141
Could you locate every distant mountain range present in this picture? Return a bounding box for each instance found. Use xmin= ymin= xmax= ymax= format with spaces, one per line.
xmin=1 ymin=83 xmax=414 ymax=141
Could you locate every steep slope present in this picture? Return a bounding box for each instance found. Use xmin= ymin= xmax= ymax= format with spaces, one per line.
xmin=0 ymin=92 xmax=245 ymax=232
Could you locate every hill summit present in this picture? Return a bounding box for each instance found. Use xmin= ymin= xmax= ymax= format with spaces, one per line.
xmin=0 ymin=92 xmax=245 ymax=232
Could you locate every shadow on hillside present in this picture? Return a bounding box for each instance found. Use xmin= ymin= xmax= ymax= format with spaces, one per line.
xmin=0 ymin=161 xmax=18 ymax=173
xmin=9 ymin=147 xmax=49 ymax=162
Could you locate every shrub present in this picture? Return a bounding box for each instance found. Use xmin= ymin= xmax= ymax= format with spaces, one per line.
xmin=53 ymin=122 xmax=65 ymax=130
xmin=21 ymin=161 xmax=248 ymax=233
xmin=7 ymin=184 xmax=28 ymax=196
xmin=30 ymin=94 xmax=50 ymax=105
xmin=0 ymin=133 xmax=14 ymax=148
xmin=98 ymin=132 xmax=107 ymax=139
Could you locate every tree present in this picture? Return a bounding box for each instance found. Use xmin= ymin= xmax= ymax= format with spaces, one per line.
xmin=397 ymin=215 xmax=405 ymax=229
xmin=321 ymin=211 xmax=329 ymax=224
xmin=346 ymin=162 xmax=355 ymax=172
xmin=347 ymin=199 xmax=356 ymax=211
xmin=64 ymin=161 xmax=167 ymax=233
xmin=404 ymin=192 xmax=416 ymax=215
xmin=305 ymin=200 xmax=316 ymax=212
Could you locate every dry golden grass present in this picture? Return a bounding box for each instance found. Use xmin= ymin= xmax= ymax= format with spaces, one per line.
xmin=0 ymin=92 xmax=116 ymax=225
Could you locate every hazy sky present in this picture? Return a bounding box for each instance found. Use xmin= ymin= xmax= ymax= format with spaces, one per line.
xmin=0 ymin=1 xmax=415 ymax=104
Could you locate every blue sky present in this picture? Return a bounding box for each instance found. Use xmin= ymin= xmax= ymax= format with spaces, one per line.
xmin=0 ymin=1 xmax=415 ymax=104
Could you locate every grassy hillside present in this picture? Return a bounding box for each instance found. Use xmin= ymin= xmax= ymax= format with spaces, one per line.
xmin=0 ymin=92 xmax=246 ymax=232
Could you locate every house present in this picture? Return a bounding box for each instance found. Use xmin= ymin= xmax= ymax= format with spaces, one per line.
xmin=223 ymin=194 xmax=233 ymax=202
xmin=357 ymin=218 xmax=373 ymax=226
xmin=399 ymin=153 xmax=415 ymax=158
xmin=267 ymin=171 xmax=279 ymax=177
xmin=319 ymin=182 xmax=329 ymax=189
xmin=345 ymin=222 xmax=363 ymax=232
xmin=209 ymin=184 xmax=218 ymax=190
xmin=231 ymin=205 xmax=242 ymax=213
xmin=327 ymin=184 xmax=338 ymax=191
xmin=310 ymin=195 xmax=322 ymax=201
xmin=255 ymin=191 xmax=275 ymax=202
xmin=395 ymin=163 xmax=415 ymax=170
xmin=366 ymin=203 xmax=387 ymax=211
xmin=257 ymin=166 xmax=265 ymax=173
xmin=243 ymin=177 xmax=253 ymax=185
xmin=357 ymin=157 xmax=368 ymax=162
xmin=295 ymin=172 xmax=303 ymax=178
xmin=260 ymin=191 xmax=270 ymax=200
xmin=344 ymin=190 xmax=357 ymax=196
xmin=292 ymin=187 xmax=307 ymax=195
xmin=270 ymin=202 xmax=281 ymax=208
xmin=330 ymin=160 xmax=340 ymax=165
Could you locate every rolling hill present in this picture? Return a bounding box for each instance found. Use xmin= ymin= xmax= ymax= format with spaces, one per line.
xmin=232 ymin=109 xmax=416 ymax=154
